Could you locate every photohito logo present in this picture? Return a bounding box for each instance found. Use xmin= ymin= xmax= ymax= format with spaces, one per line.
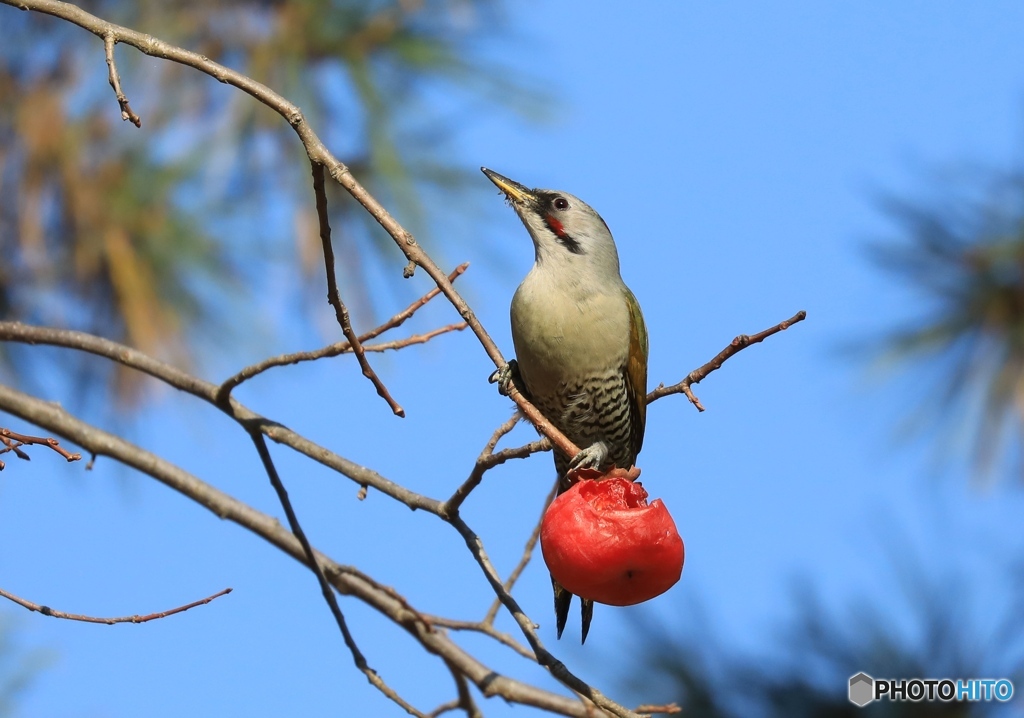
xmin=848 ymin=673 xmax=1014 ymax=707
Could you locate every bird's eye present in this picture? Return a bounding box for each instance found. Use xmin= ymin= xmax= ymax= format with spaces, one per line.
xmin=553 ymin=197 xmax=569 ymax=211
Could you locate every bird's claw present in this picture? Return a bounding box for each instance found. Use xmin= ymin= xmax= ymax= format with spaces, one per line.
xmin=568 ymin=442 xmax=610 ymax=473
xmin=489 ymin=359 xmax=525 ymax=398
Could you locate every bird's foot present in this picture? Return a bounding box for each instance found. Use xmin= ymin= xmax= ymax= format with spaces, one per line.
xmin=568 ymin=441 xmax=610 ymax=475
xmin=488 ymin=359 xmax=527 ymax=398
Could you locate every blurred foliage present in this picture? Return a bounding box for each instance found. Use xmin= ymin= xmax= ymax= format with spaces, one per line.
xmin=621 ymin=540 xmax=1024 ymax=717
xmin=618 ymin=161 xmax=1024 ymax=716
xmin=867 ymin=168 xmax=1024 ymax=478
xmin=0 ymin=0 xmax=544 ymax=401
xmin=0 ymin=616 xmax=52 ymax=717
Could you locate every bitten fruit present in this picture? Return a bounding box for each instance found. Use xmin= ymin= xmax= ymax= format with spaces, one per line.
xmin=541 ymin=475 xmax=684 ymax=606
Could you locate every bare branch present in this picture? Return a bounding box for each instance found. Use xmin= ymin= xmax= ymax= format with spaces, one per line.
xmin=3 ymin=329 xmax=602 ymax=711
xmin=647 ymin=310 xmax=807 ymax=411
xmin=0 ymin=585 xmax=230 ymax=624
xmin=428 ymin=699 xmax=461 ymax=718
xmin=311 ymin=162 xmax=405 ymax=417
xmin=364 ymin=323 xmax=467 ymax=352
xmin=635 ymin=704 xmax=682 ymax=716
xmin=447 ymin=515 xmax=642 ymax=718
xmin=216 ymin=321 xmax=465 ymax=401
xmin=336 ymin=567 xmax=436 ymax=635
xmin=426 ymin=615 xmax=535 ymax=661
xmin=444 ymin=417 xmax=555 ymax=518
xmin=103 ymin=33 xmax=140 ymax=126
xmin=1 ymin=0 xmax=581 ymax=496
xmin=0 ymin=427 xmax=82 ymax=470
xmin=0 ymin=321 xmax=441 ymax=512
xmin=0 ymin=434 xmax=30 ymax=468
xmin=0 ymin=321 xmax=640 ymax=713
xmin=483 ymin=478 xmax=558 ymax=626
xmin=436 ymin=657 xmax=483 ymax=718
xmin=365 ymin=262 xmax=470 ymax=341
xmin=0 ymin=381 xmax=609 ymax=717
xmin=249 ymin=429 xmax=425 ymax=717
xmin=483 ymin=438 xmax=552 ymax=467
xmin=443 ymin=414 xmax=521 ymax=515
xmin=216 ymin=262 xmax=468 ymax=398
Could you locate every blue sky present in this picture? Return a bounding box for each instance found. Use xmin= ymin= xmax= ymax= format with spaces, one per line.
xmin=4 ymin=2 xmax=1024 ymax=716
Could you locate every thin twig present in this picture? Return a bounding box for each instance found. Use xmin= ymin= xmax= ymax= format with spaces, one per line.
xmin=311 ymin=162 xmax=405 ymax=417
xmin=483 ymin=478 xmax=558 ymax=626
xmin=367 ymin=262 xmax=470 ymax=340
xmin=0 ymin=585 xmax=230 ymax=624
xmin=216 ymin=263 xmax=469 ymax=400
xmin=647 ymin=310 xmax=807 ymax=411
xmin=0 ymin=427 xmax=82 ymax=470
xmin=443 ymin=414 xmax=521 ymax=516
xmin=442 ymin=416 xmax=553 ymax=517
xmin=364 ymin=323 xmax=467 ymax=352
xmin=215 ymin=322 xmax=466 ymax=402
xmin=483 ymin=438 xmax=552 ymax=467
xmin=247 ymin=428 xmax=427 ymax=717
xmin=0 ymin=434 xmax=29 ymax=469
xmin=428 ymin=698 xmax=462 ymax=718
xmin=325 ymin=564 xmax=435 ymax=634
xmin=103 ymin=34 xmax=140 ymax=126
xmin=448 ymin=515 xmax=642 ymax=718
xmin=635 ymin=704 xmax=682 ymax=715
xmin=436 ymin=657 xmax=483 ymax=718
xmin=426 ymin=615 xmax=536 ymax=661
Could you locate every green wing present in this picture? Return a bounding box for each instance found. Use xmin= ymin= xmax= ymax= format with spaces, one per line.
xmin=624 ymin=286 xmax=649 ymax=459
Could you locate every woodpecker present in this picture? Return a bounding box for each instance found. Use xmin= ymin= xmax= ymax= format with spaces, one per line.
xmin=482 ymin=167 xmax=648 ymax=644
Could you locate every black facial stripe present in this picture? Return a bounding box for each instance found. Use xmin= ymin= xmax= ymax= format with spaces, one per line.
xmin=557 ymin=234 xmax=585 ymax=255
xmin=543 ymin=216 xmax=584 ymax=254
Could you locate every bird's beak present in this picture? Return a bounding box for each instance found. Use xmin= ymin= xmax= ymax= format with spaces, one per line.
xmin=481 ymin=167 xmax=535 ymax=205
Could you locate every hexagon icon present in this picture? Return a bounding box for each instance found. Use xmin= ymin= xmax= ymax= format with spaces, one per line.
xmin=848 ymin=672 xmax=874 ymax=707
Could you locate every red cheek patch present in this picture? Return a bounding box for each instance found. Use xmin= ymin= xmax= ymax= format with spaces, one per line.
xmin=545 ymin=214 xmax=567 ymax=238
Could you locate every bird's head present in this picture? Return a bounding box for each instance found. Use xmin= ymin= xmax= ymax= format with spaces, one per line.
xmin=482 ymin=167 xmax=621 ymax=277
